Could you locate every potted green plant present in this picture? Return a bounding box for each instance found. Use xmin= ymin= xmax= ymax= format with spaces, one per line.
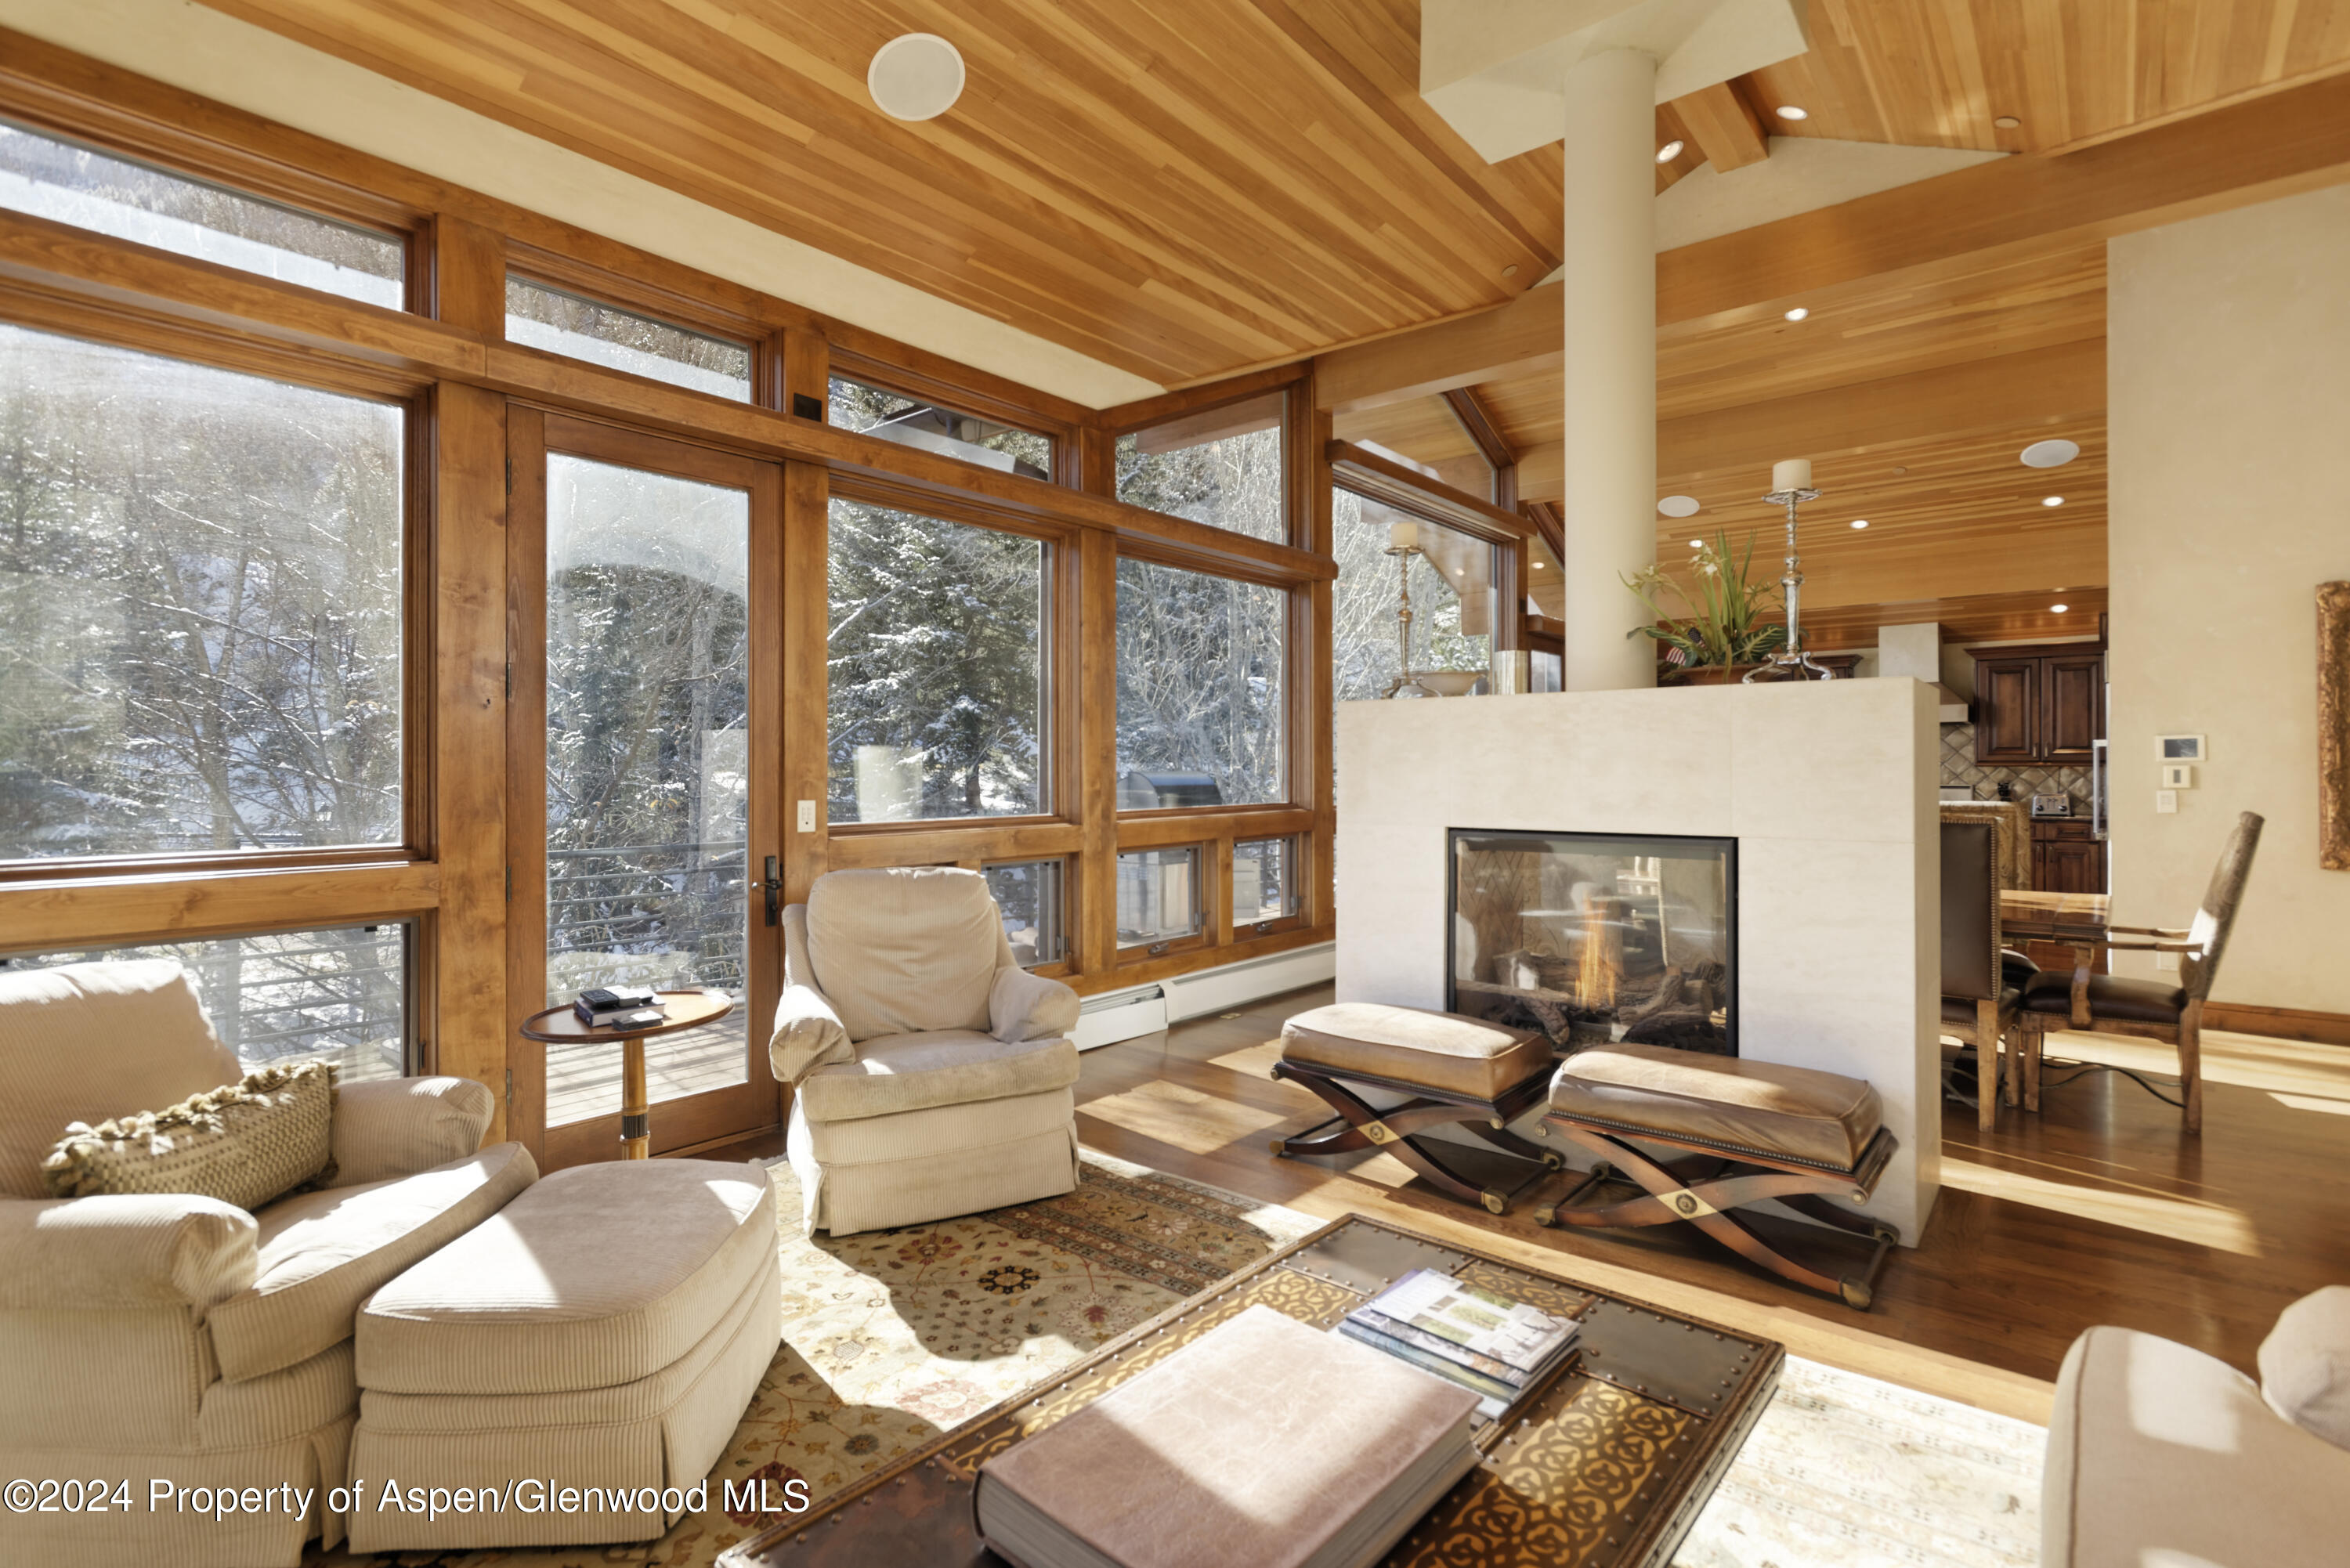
xmin=1622 ymin=529 xmax=1787 ymax=683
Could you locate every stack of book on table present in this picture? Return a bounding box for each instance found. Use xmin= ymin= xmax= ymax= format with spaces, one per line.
xmin=974 ymin=1303 xmax=1480 ymax=1568
xmin=1336 ymin=1267 xmax=1581 ymax=1419
xmin=573 ymin=985 xmax=662 ymax=1030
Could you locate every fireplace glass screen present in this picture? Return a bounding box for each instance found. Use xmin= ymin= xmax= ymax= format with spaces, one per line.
xmin=1449 ymin=829 xmax=1736 ymax=1056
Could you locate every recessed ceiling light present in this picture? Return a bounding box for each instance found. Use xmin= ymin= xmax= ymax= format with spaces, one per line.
xmin=1531 ymin=560 xmax=1544 ymax=568
xmin=1849 ymin=519 xmax=1869 ymax=529
xmin=1783 ymin=306 xmax=1809 ymax=321
xmin=1775 ymin=105 xmax=1809 ymax=121
xmin=2050 ymin=603 xmax=2069 ymax=613
xmin=868 ymin=33 xmax=966 ymax=121
xmin=1657 ymin=495 xmax=1701 ymax=518
xmin=2042 ymin=495 xmax=2065 ymax=507
xmin=1688 ymin=539 xmax=1705 ymax=548
xmin=2021 ymin=439 xmax=2080 ymax=468
xmin=1994 ymin=115 xmax=2023 ymax=129
xmin=1502 ymin=264 xmax=1519 ymax=277
xmin=1656 ymin=139 xmax=1685 ymax=164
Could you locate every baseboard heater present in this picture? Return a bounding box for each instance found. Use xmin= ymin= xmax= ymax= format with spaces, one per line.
xmin=1072 ymin=942 xmax=1334 ymax=1050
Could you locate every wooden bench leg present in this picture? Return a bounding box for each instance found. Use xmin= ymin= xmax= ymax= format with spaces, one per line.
xmin=1269 ymin=1064 xmax=1527 ymax=1213
xmin=1537 ymin=1125 xmax=1895 ymax=1310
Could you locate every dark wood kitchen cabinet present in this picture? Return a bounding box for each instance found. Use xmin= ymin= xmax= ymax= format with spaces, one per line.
xmin=2031 ymin=819 xmax=2106 ymax=893
xmin=1972 ymin=645 xmax=2105 ymax=764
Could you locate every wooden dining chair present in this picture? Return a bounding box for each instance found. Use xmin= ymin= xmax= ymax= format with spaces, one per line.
xmin=1940 ymin=820 xmax=2021 ymax=1131
xmin=2016 ymin=811 xmax=2264 ymax=1133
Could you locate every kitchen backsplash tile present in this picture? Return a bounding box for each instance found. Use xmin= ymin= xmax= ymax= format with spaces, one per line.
xmin=1940 ymin=724 xmax=2091 ymax=807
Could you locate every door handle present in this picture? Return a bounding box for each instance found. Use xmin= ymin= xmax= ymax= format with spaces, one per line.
xmin=762 ymin=855 xmax=783 ymax=927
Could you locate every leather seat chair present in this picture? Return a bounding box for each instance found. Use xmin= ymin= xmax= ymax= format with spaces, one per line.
xmin=2017 ymin=811 xmax=2262 ymax=1133
xmin=0 ymin=960 xmax=533 ymax=1567
xmin=767 ymin=867 xmax=1083 ymax=1235
xmin=1940 ymin=820 xmax=2020 ymax=1130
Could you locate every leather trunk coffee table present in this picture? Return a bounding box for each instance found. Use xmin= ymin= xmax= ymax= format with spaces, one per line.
xmin=719 ymin=1213 xmax=1782 ymax=1568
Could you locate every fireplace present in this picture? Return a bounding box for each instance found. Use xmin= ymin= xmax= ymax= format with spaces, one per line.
xmin=1448 ymin=829 xmax=1737 ymax=1056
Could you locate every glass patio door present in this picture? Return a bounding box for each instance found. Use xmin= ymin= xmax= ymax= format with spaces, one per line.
xmin=509 ymin=410 xmax=783 ymax=1165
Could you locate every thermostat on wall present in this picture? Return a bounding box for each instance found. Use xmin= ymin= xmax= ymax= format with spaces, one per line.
xmin=2156 ymin=734 xmax=2207 ymax=761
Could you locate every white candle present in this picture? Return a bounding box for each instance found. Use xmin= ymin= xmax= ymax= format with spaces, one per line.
xmin=1772 ymin=458 xmax=1813 ymax=492
xmin=1389 ymin=519 xmax=1419 ymax=550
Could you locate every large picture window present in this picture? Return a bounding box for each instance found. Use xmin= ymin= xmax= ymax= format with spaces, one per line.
xmin=0 ymin=325 xmax=405 ymax=862
xmin=1115 ymin=558 xmax=1285 ymax=808
xmin=826 ymin=497 xmax=1047 ymax=822
xmin=0 ymin=120 xmax=405 ymax=308
xmin=1115 ymin=390 xmax=1286 ymax=544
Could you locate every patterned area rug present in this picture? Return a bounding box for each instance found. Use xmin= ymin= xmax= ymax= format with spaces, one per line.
xmin=312 ymin=1152 xmax=2043 ymax=1568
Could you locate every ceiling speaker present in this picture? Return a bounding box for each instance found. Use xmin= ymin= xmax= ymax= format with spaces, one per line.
xmin=2019 ymin=439 xmax=2080 ymax=469
xmin=868 ymin=34 xmax=966 ymax=121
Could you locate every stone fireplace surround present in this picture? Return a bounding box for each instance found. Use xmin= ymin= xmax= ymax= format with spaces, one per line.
xmin=1336 ymin=679 xmax=1940 ymax=1245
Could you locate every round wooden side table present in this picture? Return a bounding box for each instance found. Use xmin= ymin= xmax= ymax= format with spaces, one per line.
xmin=519 ymin=988 xmax=735 ymax=1159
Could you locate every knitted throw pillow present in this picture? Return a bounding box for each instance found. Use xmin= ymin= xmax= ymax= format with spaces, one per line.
xmin=41 ymin=1060 xmax=337 ymax=1210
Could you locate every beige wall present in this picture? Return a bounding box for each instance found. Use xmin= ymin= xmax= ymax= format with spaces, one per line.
xmin=2108 ymin=185 xmax=2350 ymax=1013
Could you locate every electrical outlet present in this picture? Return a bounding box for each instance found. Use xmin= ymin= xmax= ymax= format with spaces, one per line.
xmin=2155 ymin=789 xmax=2178 ymax=814
xmin=2155 ymin=951 xmax=2180 ymax=972
xmin=797 ymin=800 xmax=817 ymax=833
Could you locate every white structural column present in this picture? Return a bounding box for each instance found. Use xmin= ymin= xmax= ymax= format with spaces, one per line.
xmin=1557 ymin=48 xmax=1659 ymax=692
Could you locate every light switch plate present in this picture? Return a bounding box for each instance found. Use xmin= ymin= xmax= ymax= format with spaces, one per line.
xmin=2156 ymin=951 xmax=2180 ymax=972
xmin=2162 ymin=763 xmax=2196 ymax=789
xmin=797 ymin=800 xmax=816 ymax=833
xmin=2155 ymin=789 xmax=2178 ymax=814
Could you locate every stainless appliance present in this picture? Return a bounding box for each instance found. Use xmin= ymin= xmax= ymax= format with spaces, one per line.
xmin=2091 ymin=736 xmax=2110 ymax=841
xmin=2031 ymin=795 xmax=2072 ymax=818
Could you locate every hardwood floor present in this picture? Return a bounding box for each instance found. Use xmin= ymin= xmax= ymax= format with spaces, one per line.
xmin=1065 ymin=984 xmax=2350 ymax=1424
xmin=692 ymin=982 xmax=2348 ymax=1423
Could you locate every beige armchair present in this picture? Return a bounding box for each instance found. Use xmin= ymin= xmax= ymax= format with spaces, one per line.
xmin=769 ymin=867 xmax=1082 ymax=1235
xmin=0 ymin=959 xmax=536 ymax=1568
xmin=2044 ymin=1288 xmax=2350 ymax=1567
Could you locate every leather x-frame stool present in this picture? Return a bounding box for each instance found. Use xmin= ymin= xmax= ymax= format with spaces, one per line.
xmin=1532 ymin=1042 xmax=1901 ymax=1310
xmin=1267 ymin=1003 xmax=1560 ymax=1216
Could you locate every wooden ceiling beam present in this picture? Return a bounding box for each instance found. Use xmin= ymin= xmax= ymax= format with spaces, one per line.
xmin=1661 ymin=67 xmax=2350 ymax=323
xmin=1317 ymin=67 xmax=2350 ymax=412
xmin=1672 ymin=83 xmax=1770 ymax=172
xmin=1315 ymin=281 xmax=1561 ymax=414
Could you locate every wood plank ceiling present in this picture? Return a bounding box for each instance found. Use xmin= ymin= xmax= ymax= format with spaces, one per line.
xmin=199 ymin=0 xmax=2348 ymax=644
xmin=198 ymin=0 xmax=2349 ymax=386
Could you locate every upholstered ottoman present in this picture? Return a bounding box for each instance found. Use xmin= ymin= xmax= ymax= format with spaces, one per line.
xmin=346 ymin=1160 xmax=779 ymax=1552
xmin=1535 ymin=1042 xmax=1900 ymax=1308
xmin=1270 ymin=1003 xmax=1560 ymax=1214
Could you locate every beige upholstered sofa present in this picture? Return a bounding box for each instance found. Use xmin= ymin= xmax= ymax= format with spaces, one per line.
xmin=0 ymin=960 xmax=535 ymax=1567
xmin=768 ymin=867 xmax=1082 ymax=1234
xmin=2044 ymin=1288 xmax=2350 ymax=1568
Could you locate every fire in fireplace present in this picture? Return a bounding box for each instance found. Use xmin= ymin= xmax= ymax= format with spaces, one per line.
xmin=1448 ymin=829 xmax=1737 ymax=1056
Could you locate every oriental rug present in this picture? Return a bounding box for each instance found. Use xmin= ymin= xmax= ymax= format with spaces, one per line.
xmin=311 ymin=1151 xmax=2043 ymax=1568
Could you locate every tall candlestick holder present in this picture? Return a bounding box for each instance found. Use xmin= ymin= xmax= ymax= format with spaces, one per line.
xmin=1743 ymin=483 xmax=1836 ymax=682
xmin=1382 ymin=539 xmax=1435 ymax=699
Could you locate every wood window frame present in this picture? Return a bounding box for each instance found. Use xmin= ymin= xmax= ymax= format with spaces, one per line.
xmin=0 ymin=39 xmax=1346 ymax=1160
